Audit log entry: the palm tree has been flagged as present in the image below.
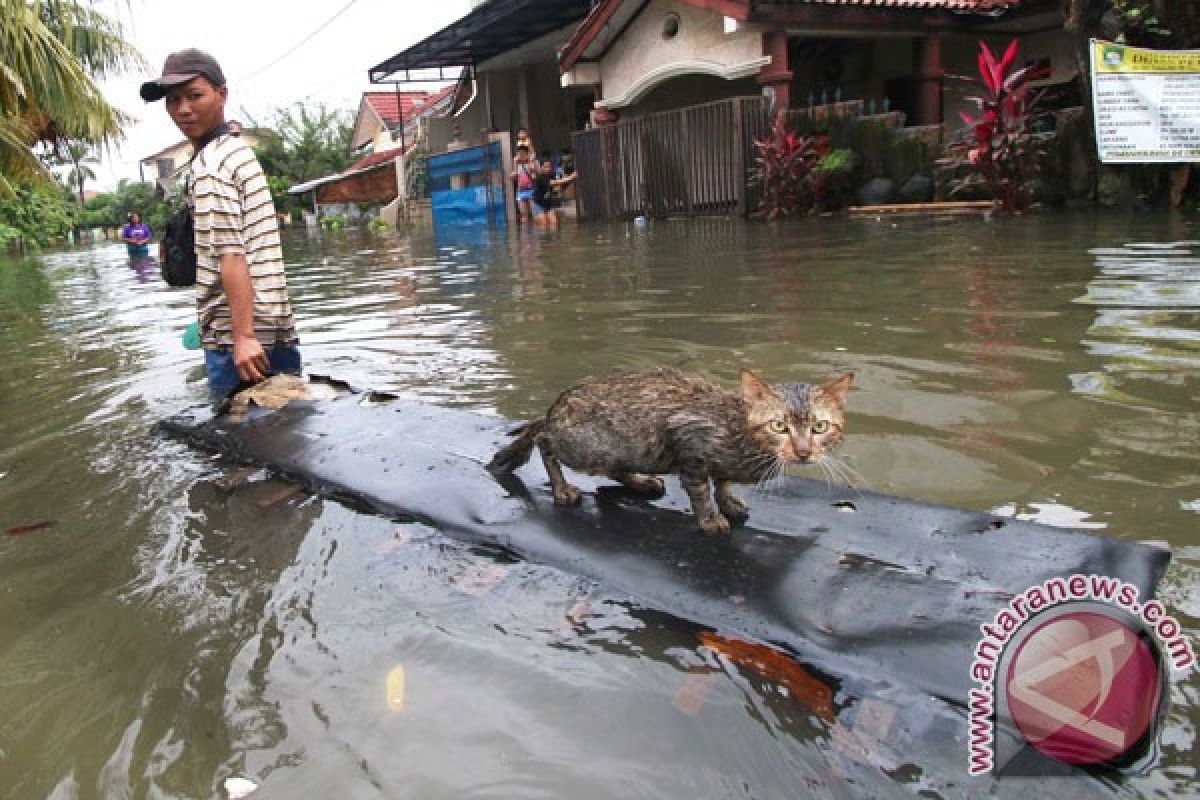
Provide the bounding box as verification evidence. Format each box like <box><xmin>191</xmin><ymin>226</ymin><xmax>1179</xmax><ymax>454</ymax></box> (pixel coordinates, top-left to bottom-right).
<box><xmin>0</xmin><ymin>0</ymin><xmax>143</xmax><ymax>196</ymax></box>
<box><xmin>61</xmin><ymin>140</ymin><xmax>98</xmax><ymax>204</ymax></box>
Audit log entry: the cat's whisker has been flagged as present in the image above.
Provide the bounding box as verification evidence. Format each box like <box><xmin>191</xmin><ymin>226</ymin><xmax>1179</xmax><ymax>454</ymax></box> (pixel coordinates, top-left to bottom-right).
<box><xmin>839</xmin><ymin>459</ymin><xmax>870</xmax><ymax>490</ymax></box>
<box><xmin>816</xmin><ymin>455</ymin><xmax>854</xmax><ymax>494</ymax></box>
<box><xmin>824</xmin><ymin>455</ymin><xmax>867</xmax><ymax>493</ymax></box>
<box><xmin>754</xmin><ymin>457</ymin><xmax>785</xmax><ymax>496</ymax></box>
<box><xmin>815</xmin><ymin>457</ymin><xmax>837</xmax><ymax>491</ymax></box>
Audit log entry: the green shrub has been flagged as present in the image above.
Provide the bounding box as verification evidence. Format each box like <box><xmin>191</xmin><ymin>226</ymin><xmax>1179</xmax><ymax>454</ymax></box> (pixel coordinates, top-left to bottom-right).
<box><xmin>320</xmin><ymin>213</ymin><xmax>348</xmax><ymax>232</ymax></box>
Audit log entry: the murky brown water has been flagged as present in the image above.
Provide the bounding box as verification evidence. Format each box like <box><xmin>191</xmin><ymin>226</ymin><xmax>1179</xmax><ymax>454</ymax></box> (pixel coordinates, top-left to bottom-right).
<box><xmin>0</xmin><ymin>213</ymin><xmax>1196</xmax><ymax>799</ymax></box>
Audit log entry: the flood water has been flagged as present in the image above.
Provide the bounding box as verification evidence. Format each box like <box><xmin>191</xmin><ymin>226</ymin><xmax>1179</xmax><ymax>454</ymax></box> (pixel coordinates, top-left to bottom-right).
<box><xmin>0</xmin><ymin>213</ymin><xmax>1197</xmax><ymax>799</ymax></box>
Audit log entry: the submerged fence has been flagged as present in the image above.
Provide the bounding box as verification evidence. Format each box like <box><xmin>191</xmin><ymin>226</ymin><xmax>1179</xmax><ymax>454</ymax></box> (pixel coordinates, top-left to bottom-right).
<box><xmin>572</xmin><ymin>96</ymin><xmax>769</xmax><ymax>221</ymax></box>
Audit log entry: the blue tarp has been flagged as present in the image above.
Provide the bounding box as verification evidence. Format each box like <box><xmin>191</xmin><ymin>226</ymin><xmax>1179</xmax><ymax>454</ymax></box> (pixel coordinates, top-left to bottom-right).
<box><xmin>428</xmin><ymin>142</ymin><xmax>507</xmax><ymax>228</ymax></box>
<box><xmin>431</xmin><ymin>187</ymin><xmax>500</xmax><ymax>226</ymax></box>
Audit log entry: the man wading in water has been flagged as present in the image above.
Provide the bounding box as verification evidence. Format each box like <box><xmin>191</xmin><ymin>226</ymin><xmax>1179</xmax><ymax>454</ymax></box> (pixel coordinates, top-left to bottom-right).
<box><xmin>141</xmin><ymin>49</ymin><xmax>302</xmax><ymax>398</ymax></box>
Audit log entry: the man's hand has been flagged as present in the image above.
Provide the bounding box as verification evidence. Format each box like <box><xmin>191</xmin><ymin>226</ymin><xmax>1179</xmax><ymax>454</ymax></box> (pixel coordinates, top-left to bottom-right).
<box><xmin>219</xmin><ymin>252</ymin><xmax>268</xmax><ymax>384</ymax></box>
<box><xmin>233</xmin><ymin>334</ymin><xmax>269</xmax><ymax>384</ymax></box>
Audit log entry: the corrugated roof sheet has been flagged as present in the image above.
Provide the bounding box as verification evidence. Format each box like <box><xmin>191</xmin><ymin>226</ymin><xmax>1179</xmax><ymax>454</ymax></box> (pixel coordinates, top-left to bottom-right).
<box><xmin>369</xmin><ymin>0</ymin><xmax>594</xmax><ymax>81</ymax></box>
<box><xmin>347</xmin><ymin>147</ymin><xmax>404</xmax><ymax>172</ymax></box>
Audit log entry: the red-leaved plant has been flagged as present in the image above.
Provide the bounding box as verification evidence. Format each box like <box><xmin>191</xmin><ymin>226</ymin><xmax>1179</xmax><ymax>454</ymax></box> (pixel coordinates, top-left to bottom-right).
<box><xmin>750</xmin><ymin>112</ymin><xmax>816</xmax><ymax>219</ymax></box>
<box><xmin>947</xmin><ymin>39</ymin><xmax>1052</xmax><ymax>213</ymax></box>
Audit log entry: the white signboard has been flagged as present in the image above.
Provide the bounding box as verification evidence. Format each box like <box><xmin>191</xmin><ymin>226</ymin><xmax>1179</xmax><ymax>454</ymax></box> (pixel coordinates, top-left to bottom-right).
<box><xmin>1090</xmin><ymin>39</ymin><xmax>1200</xmax><ymax>163</ymax></box>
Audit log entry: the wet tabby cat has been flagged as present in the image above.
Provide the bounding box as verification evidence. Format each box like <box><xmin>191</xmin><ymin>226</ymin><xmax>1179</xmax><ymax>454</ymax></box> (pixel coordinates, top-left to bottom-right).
<box><xmin>487</xmin><ymin>367</ymin><xmax>853</xmax><ymax>534</ymax></box>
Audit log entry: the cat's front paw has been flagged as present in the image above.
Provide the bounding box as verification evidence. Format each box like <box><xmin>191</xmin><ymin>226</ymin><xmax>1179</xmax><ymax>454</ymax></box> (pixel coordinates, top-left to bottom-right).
<box><xmin>716</xmin><ymin>494</ymin><xmax>749</xmax><ymax>521</ymax></box>
<box><xmin>553</xmin><ymin>484</ymin><xmax>583</xmax><ymax>506</ymax></box>
<box><xmin>697</xmin><ymin>512</ymin><xmax>731</xmax><ymax>535</ymax></box>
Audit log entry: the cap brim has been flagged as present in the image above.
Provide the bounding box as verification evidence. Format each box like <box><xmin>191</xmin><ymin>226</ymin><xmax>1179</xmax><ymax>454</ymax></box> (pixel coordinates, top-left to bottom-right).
<box><xmin>139</xmin><ymin>72</ymin><xmax>201</xmax><ymax>102</ymax></box>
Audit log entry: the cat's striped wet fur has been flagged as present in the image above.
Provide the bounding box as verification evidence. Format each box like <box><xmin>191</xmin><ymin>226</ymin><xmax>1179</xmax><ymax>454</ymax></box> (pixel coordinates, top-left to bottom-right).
<box><xmin>488</xmin><ymin>367</ymin><xmax>853</xmax><ymax>534</ymax></box>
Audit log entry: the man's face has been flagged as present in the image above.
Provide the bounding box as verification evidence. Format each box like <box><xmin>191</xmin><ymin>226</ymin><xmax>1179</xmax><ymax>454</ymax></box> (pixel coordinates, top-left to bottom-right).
<box><xmin>165</xmin><ymin>76</ymin><xmax>227</xmax><ymax>142</ymax></box>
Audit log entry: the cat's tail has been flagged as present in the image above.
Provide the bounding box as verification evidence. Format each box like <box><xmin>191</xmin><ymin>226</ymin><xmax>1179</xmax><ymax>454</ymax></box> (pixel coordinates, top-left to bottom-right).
<box><xmin>486</xmin><ymin>419</ymin><xmax>545</xmax><ymax>474</ymax></box>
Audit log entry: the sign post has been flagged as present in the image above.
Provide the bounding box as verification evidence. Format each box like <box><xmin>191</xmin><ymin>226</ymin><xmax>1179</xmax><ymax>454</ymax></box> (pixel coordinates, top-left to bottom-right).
<box><xmin>1090</xmin><ymin>39</ymin><xmax>1200</xmax><ymax>163</ymax></box>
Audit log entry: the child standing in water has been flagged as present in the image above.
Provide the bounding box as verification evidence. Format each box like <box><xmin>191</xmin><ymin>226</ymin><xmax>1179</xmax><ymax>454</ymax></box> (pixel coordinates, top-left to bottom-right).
<box><xmin>512</xmin><ymin>145</ymin><xmax>538</xmax><ymax>222</ymax></box>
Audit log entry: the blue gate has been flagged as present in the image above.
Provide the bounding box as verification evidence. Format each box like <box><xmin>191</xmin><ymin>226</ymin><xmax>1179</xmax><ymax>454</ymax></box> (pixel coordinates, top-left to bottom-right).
<box><xmin>427</xmin><ymin>142</ymin><xmax>508</xmax><ymax>227</ymax></box>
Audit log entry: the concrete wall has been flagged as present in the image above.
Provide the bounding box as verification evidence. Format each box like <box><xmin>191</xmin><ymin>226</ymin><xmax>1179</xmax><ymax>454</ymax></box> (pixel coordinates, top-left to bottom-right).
<box><xmin>622</xmin><ymin>73</ymin><xmax>758</xmax><ymax>118</ymax></box>
<box><xmin>427</xmin><ymin>64</ymin><xmax>590</xmax><ymax>158</ymax></box>
<box><xmin>598</xmin><ymin>0</ymin><xmax>764</xmax><ymax>110</ymax></box>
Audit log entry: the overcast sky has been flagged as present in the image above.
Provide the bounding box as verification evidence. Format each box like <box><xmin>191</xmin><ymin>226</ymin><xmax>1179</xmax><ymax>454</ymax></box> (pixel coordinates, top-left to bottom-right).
<box><xmin>94</xmin><ymin>0</ymin><xmax>471</xmax><ymax>189</ymax></box>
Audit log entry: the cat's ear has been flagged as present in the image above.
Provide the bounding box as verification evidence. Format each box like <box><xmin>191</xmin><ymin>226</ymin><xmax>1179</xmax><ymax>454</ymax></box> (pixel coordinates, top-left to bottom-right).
<box><xmin>740</xmin><ymin>369</ymin><xmax>775</xmax><ymax>405</ymax></box>
<box><xmin>820</xmin><ymin>373</ymin><xmax>854</xmax><ymax>409</ymax></box>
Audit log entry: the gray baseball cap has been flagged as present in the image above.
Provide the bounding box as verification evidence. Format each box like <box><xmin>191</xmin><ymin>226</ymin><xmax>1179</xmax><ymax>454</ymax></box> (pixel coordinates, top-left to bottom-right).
<box><xmin>140</xmin><ymin>49</ymin><xmax>226</xmax><ymax>102</ymax></box>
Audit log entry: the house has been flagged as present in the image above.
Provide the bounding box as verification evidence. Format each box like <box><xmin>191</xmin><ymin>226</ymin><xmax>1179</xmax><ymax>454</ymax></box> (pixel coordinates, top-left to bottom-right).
<box><xmin>368</xmin><ymin>0</ymin><xmax>597</xmax><ymax>161</ymax></box>
<box><xmin>557</xmin><ymin>0</ymin><xmax>1081</xmax><ymax>219</ymax></box>
<box><xmin>288</xmin><ymin>87</ymin><xmax>457</xmax><ymax>223</ymax></box>
<box><xmin>352</xmin><ymin>90</ymin><xmax>454</xmax><ymax>155</ymax></box>
<box><xmin>558</xmin><ymin>0</ymin><xmax>1077</xmax><ymax>131</ymax></box>
<box><xmin>139</xmin><ymin>121</ymin><xmax>262</xmax><ymax>191</ymax></box>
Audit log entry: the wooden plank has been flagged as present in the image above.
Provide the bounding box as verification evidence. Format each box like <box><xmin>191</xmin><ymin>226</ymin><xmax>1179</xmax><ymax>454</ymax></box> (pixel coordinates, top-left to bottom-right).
<box><xmin>847</xmin><ymin>200</ymin><xmax>994</xmax><ymax>216</ymax></box>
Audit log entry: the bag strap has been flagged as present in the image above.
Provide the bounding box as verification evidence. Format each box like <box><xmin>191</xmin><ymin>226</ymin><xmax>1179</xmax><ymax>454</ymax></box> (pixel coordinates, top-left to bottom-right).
<box><xmin>189</xmin><ymin>122</ymin><xmax>231</xmax><ymax>164</ymax></box>
<box><xmin>179</xmin><ymin>122</ymin><xmax>231</xmax><ymax>206</ymax></box>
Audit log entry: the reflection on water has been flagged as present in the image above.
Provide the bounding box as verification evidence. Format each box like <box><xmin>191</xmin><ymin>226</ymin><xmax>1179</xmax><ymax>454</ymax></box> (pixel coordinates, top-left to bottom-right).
<box><xmin>0</xmin><ymin>213</ymin><xmax>1197</xmax><ymax>798</ymax></box>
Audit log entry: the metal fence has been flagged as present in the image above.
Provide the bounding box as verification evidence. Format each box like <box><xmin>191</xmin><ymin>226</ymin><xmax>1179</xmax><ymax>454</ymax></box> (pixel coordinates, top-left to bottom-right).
<box><xmin>572</xmin><ymin>96</ymin><xmax>769</xmax><ymax>221</ymax></box>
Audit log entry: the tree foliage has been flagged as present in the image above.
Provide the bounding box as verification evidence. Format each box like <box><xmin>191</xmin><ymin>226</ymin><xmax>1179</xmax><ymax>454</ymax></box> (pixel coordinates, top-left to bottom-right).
<box><xmin>1102</xmin><ymin>1</ymin><xmax>1200</xmax><ymax>47</ymax></box>
<box><xmin>0</xmin><ymin>178</ymin><xmax>77</xmax><ymax>247</ymax></box>
<box><xmin>248</xmin><ymin>103</ymin><xmax>355</xmax><ymax>217</ymax></box>
<box><xmin>0</xmin><ymin>0</ymin><xmax>143</xmax><ymax>196</ymax></box>
<box><xmin>78</xmin><ymin>179</ymin><xmax>170</xmax><ymax>232</ymax></box>
<box><xmin>48</xmin><ymin>139</ymin><xmax>99</xmax><ymax>205</ymax></box>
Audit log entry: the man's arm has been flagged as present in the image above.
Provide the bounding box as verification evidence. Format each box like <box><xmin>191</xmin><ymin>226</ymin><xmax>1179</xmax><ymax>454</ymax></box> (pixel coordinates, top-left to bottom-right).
<box><xmin>194</xmin><ymin>148</ymin><xmax>271</xmax><ymax>385</ymax></box>
<box><xmin>219</xmin><ymin>252</ymin><xmax>269</xmax><ymax>383</ymax></box>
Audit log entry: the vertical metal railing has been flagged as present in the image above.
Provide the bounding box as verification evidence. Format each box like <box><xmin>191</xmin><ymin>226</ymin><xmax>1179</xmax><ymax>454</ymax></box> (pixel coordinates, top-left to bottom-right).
<box><xmin>571</xmin><ymin>96</ymin><xmax>768</xmax><ymax>221</ymax></box>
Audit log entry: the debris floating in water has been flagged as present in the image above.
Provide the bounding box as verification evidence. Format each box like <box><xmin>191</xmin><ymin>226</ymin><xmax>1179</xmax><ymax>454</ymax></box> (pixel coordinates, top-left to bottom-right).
<box><xmin>699</xmin><ymin>632</ymin><xmax>835</xmax><ymax>722</ymax></box>
<box><xmin>224</xmin><ymin>776</ymin><xmax>258</xmax><ymax>798</ymax></box>
<box><xmin>386</xmin><ymin>665</ymin><xmax>407</xmax><ymax>712</ymax></box>
<box><xmin>2</xmin><ymin>520</ymin><xmax>56</xmax><ymax>537</ymax></box>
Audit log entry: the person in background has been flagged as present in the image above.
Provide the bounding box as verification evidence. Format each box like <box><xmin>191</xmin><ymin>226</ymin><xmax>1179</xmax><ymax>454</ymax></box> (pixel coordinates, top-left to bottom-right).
<box><xmin>532</xmin><ymin>158</ymin><xmax>577</xmax><ymax>228</ymax></box>
<box><xmin>512</xmin><ymin>145</ymin><xmax>538</xmax><ymax>222</ymax></box>
<box><xmin>515</xmin><ymin>127</ymin><xmax>536</xmax><ymax>160</ymax></box>
<box><xmin>120</xmin><ymin>211</ymin><xmax>152</xmax><ymax>252</ymax></box>
<box><xmin>140</xmin><ymin>48</ymin><xmax>302</xmax><ymax>398</ymax></box>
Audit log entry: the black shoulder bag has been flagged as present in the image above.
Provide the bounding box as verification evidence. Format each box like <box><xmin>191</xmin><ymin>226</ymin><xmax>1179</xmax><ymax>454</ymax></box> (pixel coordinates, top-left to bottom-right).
<box><xmin>159</xmin><ymin>204</ymin><xmax>196</xmax><ymax>287</ymax></box>
<box><xmin>159</xmin><ymin>122</ymin><xmax>230</xmax><ymax>288</ymax></box>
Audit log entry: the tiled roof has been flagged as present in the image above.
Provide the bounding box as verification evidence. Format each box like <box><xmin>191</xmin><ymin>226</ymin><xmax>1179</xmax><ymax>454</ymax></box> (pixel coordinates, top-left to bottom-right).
<box><xmin>561</xmin><ymin>0</ymin><xmax>1027</xmax><ymax>72</ymax></box>
<box><xmin>363</xmin><ymin>91</ymin><xmax>434</xmax><ymax>126</ymax></box>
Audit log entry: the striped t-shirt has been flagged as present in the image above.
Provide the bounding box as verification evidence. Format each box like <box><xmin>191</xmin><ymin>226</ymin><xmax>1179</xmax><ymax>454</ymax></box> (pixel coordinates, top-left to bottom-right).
<box><xmin>190</xmin><ymin>133</ymin><xmax>298</xmax><ymax>349</ymax></box>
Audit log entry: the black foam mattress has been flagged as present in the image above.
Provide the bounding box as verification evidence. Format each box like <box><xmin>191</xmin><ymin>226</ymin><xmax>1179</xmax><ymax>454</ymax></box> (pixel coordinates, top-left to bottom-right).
<box><xmin>160</xmin><ymin>385</ymin><xmax>1172</xmax><ymax>795</ymax></box>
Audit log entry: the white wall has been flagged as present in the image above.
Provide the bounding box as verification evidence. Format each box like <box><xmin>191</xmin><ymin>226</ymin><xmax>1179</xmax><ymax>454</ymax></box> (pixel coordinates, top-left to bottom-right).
<box><xmin>598</xmin><ymin>0</ymin><xmax>764</xmax><ymax>109</ymax></box>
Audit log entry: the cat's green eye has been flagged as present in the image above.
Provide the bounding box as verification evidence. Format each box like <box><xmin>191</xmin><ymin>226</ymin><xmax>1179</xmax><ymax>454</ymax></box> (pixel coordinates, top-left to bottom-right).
<box><xmin>769</xmin><ymin>419</ymin><xmax>788</xmax><ymax>434</ymax></box>
<box><xmin>812</xmin><ymin>420</ymin><xmax>830</xmax><ymax>434</ymax></box>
